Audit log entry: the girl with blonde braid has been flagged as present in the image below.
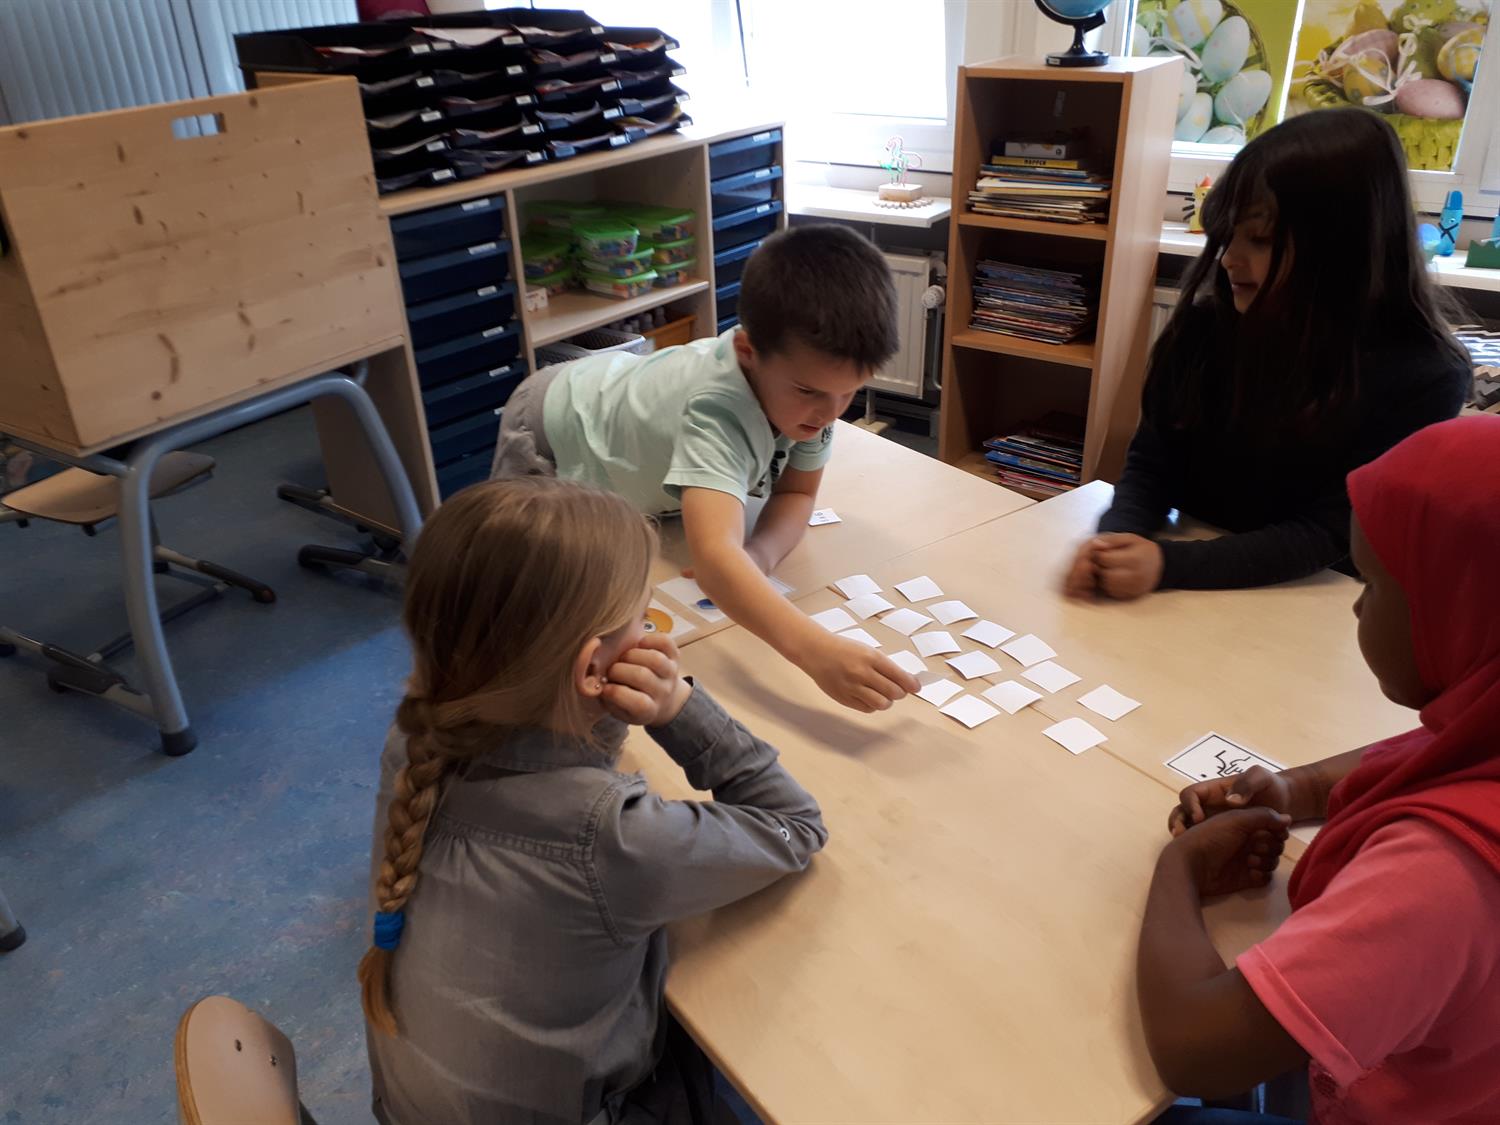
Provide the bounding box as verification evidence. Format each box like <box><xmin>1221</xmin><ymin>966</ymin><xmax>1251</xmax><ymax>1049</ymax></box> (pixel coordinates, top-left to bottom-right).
<box><xmin>358</xmin><ymin>477</ymin><xmax>827</xmax><ymax>1125</ymax></box>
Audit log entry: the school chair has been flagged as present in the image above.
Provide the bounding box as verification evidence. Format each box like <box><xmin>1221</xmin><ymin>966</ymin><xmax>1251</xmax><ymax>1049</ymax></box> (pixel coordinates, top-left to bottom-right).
<box><xmin>175</xmin><ymin>996</ymin><xmax>316</xmax><ymax>1125</ymax></box>
<box><xmin>0</xmin><ymin>451</ymin><xmax>274</xmax><ymax>746</ymax></box>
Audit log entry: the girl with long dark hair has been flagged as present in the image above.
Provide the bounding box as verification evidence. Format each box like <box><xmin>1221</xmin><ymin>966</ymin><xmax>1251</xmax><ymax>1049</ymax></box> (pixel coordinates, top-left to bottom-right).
<box><xmin>1065</xmin><ymin>108</ymin><xmax>1470</xmax><ymax>600</ymax></box>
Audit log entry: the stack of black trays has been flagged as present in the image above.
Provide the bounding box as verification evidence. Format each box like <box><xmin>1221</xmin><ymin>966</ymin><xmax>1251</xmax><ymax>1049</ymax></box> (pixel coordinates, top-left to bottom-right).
<box><xmin>234</xmin><ymin>9</ymin><xmax>691</xmax><ymax>195</ymax></box>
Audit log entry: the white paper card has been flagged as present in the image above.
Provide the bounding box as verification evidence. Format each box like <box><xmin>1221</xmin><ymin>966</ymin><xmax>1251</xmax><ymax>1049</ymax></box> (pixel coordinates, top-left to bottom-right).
<box><xmin>916</xmin><ymin>678</ymin><xmax>963</xmax><ymax>707</ymax></box>
<box><xmin>963</xmin><ymin>619</ymin><xmax>1016</xmax><ymax>648</ymax></box>
<box><xmin>888</xmin><ymin>650</ymin><xmax>928</xmax><ymax>676</ymax></box>
<box><xmin>927</xmin><ymin>599</ymin><xmax>979</xmax><ymax>626</ymax></box>
<box><xmin>880</xmin><ymin>608</ymin><xmax>934</xmax><ymax>636</ymax></box>
<box><xmin>1077</xmin><ymin>685</ymin><xmax>1141</xmax><ymax>721</ymax></box>
<box><xmin>941</xmin><ymin>695</ymin><xmax>1001</xmax><ymax>729</ymax></box>
<box><xmin>646</xmin><ymin>599</ymin><xmax>699</xmax><ymax>641</ymax></box>
<box><xmin>913</xmin><ymin>631</ymin><xmax>962</xmax><ymax>658</ymax></box>
<box><xmin>946</xmin><ymin>650</ymin><xmax>1002</xmax><ymax>680</ymax></box>
<box><xmin>1000</xmin><ymin>633</ymin><xmax>1057</xmax><ymax>667</ymax></box>
<box><xmin>982</xmin><ymin>680</ymin><xmax>1042</xmax><ymax>714</ymax></box>
<box><xmin>768</xmin><ymin>576</ymin><xmax>794</xmax><ymax>596</ymax></box>
<box><xmin>809</xmin><ymin>508</ymin><xmax>842</xmax><ymax>526</ymax></box>
<box><xmin>895</xmin><ymin>575</ymin><xmax>944</xmax><ymax>602</ymax></box>
<box><xmin>811</xmin><ymin>607</ymin><xmax>857</xmax><ymax>633</ymax></box>
<box><xmin>1165</xmin><ymin>733</ymin><xmax>1286</xmax><ymax>784</ymax></box>
<box><xmin>657</xmin><ymin>576</ymin><xmax>726</xmax><ymax>623</ymax></box>
<box><xmin>838</xmin><ymin>627</ymin><xmax>881</xmax><ymax>649</ymax></box>
<box><xmin>844</xmin><ymin>592</ymin><xmax>896</xmax><ymax>620</ymax></box>
<box><xmin>1021</xmin><ymin>660</ymin><xmax>1081</xmax><ymax>693</ymax></box>
<box><xmin>1043</xmin><ymin>717</ymin><xmax>1108</xmax><ymax>755</ymax></box>
<box><xmin>834</xmin><ymin>574</ymin><xmax>881</xmax><ymax>599</ymax></box>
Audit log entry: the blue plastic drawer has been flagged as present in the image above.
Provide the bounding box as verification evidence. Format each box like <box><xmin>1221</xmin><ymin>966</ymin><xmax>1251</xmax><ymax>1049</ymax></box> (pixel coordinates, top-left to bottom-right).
<box><xmin>711</xmin><ymin>201</ymin><xmax>781</xmax><ymax>251</ymax></box>
<box><xmin>708</xmin><ymin>129</ymin><xmax>781</xmax><ymax>179</ymax></box>
<box><xmin>406</xmin><ymin>283</ymin><xmax>516</xmax><ymax>349</ymax></box>
<box><xmin>390</xmin><ymin>195</ymin><xmax>507</xmax><ymax>259</ymax></box>
<box><xmin>415</xmin><ymin>322</ymin><xmax>522</xmax><ymax>387</ymax></box>
<box><xmin>399</xmin><ymin>239</ymin><xmax>511</xmax><ymax>305</ymax></box>
<box><xmin>421</xmin><ymin>361</ymin><xmax>525</xmax><ymax>428</ymax></box>
<box><xmin>715</xmin><ymin>280</ymin><xmax>740</xmax><ymax>326</ymax></box>
<box><xmin>435</xmin><ymin>446</ymin><xmax>497</xmax><ymax>498</ymax></box>
<box><xmin>712</xmin><ymin>237</ymin><xmax>761</xmax><ymax>288</ymax></box>
<box><xmin>710</xmin><ymin>165</ymin><xmax>781</xmax><ymax>216</ymax></box>
<box><xmin>429</xmin><ymin>407</ymin><xmax>502</xmax><ymax>466</ymax></box>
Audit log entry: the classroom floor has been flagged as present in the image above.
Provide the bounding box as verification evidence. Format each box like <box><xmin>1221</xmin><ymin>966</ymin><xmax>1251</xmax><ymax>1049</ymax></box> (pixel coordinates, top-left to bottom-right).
<box><xmin>1</xmin><ymin>406</ymin><xmax>930</xmax><ymax>1124</ymax></box>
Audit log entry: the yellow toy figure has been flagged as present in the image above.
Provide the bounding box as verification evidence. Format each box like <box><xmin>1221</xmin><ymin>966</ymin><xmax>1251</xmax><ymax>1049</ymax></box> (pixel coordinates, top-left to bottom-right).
<box><xmin>1186</xmin><ymin>175</ymin><xmax>1213</xmax><ymax>233</ymax></box>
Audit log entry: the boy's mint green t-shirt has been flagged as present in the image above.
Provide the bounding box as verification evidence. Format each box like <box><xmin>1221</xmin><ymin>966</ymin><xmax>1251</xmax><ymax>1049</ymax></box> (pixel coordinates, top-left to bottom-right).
<box><xmin>541</xmin><ymin>328</ymin><xmax>835</xmax><ymax>515</ymax></box>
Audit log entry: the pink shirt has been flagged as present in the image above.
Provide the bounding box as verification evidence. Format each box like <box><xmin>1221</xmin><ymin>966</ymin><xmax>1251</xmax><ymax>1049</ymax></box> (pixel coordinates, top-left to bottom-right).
<box><xmin>1238</xmin><ymin>818</ymin><xmax>1500</xmax><ymax>1124</ymax></box>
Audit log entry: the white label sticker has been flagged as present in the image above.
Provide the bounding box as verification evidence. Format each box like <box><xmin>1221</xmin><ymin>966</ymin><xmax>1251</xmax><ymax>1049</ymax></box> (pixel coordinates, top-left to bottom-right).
<box><xmin>482</xmin><ymin>325</ymin><xmax>505</xmax><ymax>337</ymax></box>
<box><xmin>477</xmin><ymin>284</ymin><xmax>498</xmax><ymax>296</ymax></box>
<box><xmin>420</xmin><ymin>110</ymin><xmax>442</xmax><ymax>123</ymax></box>
<box><xmin>468</xmin><ymin>241</ymin><xmax>498</xmax><ymax>255</ymax></box>
<box><xmin>460</xmin><ymin>198</ymin><xmax>493</xmax><ymax>212</ymax></box>
<box><xmin>416</xmin><ymin>76</ymin><xmax>435</xmax><ymax>88</ymax></box>
<box><xmin>752</xmin><ymin>131</ymin><xmax>772</xmax><ymax>142</ymax></box>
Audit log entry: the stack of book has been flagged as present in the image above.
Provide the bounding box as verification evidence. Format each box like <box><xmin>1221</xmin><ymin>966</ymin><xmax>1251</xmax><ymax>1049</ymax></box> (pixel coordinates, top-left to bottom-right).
<box><xmin>970</xmin><ymin>260</ymin><xmax>1094</xmax><ymax>345</ymax></box>
<box><xmin>967</xmin><ymin>141</ymin><xmax>1111</xmax><ymax>225</ymax></box>
<box><xmin>982</xmin><ymin>423</ymin><xmax>1084</xmax><ymax>497</ymax></box>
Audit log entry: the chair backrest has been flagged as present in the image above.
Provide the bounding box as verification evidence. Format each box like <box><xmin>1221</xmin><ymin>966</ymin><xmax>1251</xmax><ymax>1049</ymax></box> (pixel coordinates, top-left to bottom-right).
<box><xmin>175</xmin><ymin>996</ymin><xmax>303</xmax><ymax>1125</ymax></box>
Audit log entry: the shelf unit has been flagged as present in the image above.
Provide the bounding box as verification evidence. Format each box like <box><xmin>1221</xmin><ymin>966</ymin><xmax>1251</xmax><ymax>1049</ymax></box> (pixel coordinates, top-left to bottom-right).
<box><xmin>939</xmin><ymin>56</ymin><xmax>1180</xmax><ymax>498</ymax></box>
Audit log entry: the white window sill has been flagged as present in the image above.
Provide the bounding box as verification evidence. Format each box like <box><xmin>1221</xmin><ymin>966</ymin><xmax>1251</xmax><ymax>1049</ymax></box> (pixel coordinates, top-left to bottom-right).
<box><xmin>1158</xmin><ymin>222</ymin><xmax>1500</xmax><ymax>295</ymax></box>
<box><xmin>786</xmin><ymin>184</ymin><xmax>952</xmax><ymax>229</ymax></box>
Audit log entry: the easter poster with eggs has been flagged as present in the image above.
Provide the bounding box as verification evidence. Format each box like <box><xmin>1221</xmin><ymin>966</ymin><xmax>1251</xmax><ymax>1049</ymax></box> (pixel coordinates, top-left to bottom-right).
<box><xmin>1289</xmin><ymin>0</ymin><xmax>1490</xmax><ymax>170</ymax></box>
<box><xmin>1132</xmin><ymin>0</ymin><xmax>1304</xmax><ymax>146</ymax></box>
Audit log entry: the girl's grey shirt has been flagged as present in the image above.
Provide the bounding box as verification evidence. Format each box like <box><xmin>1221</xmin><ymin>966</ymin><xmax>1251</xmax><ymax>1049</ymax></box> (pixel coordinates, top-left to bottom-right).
<box><xmin>366</xmin><ymin>685</ymin><xmax>827</xmax><ymax>1125</ymax></box>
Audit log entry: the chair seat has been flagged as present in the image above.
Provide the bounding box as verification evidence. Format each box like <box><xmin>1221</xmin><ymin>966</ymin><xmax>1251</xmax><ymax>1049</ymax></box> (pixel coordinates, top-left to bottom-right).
<box><xmin>0</xmin><ymin>452</ymin><xmax>214</xmax><ymax>525</ymax></box>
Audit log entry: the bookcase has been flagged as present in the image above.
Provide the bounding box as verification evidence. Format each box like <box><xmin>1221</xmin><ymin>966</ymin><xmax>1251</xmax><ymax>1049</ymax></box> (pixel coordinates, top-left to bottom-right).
<box><xmin>938</xmin><ymin>56</ymin><xmax>1180</xmax><ymax>498</ymax></box>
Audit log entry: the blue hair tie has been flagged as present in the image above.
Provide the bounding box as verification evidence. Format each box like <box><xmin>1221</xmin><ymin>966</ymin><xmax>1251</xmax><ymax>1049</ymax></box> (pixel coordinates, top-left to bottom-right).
<box><xmin>373</xmin><ymin>910</ymin><xmax>406</xmax><ymax>950</ymax></box>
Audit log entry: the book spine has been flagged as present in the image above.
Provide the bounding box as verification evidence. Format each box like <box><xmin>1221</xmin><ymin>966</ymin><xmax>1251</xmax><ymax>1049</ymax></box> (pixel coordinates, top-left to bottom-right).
<box><xmin>987</xmin><ymin>155</ymin><xmax>1082</xmax><ymax>169</ymax></box>
<box><xmin>1002</xmin><ymin>141</ymin><xmax>1071</xmax><ymax>159</ymax></box>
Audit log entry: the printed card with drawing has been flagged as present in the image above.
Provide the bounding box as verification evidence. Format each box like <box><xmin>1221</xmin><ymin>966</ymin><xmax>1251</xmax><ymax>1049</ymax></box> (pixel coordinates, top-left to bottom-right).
<box><xmin>644</xmin><ymin>600</ymin><xmax>698</xmax><ymax>642</ymax></box>
<box><xmin>809</xmin><ymin>508</ymin><xmax>842</xmax><ymax>526</ymax></box>
<box><xmin>658</xmin><ymin>574</ymin><xmax>791</xmax><ymax>624</ymax></box>
<box><xmin>1166</xmin><ymin>734</ymin><xmax>1286</xmax><ymax>783</ymax></box>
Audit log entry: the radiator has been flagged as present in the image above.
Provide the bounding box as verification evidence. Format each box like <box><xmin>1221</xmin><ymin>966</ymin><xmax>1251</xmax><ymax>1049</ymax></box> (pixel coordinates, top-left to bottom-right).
<box><xmin>1150</xmin><ymin>284</ymin><xmax>1181</xmax><ymax>344</ymax></box>
<box><xmin>869</xmin><ymin>251</ymin><xmax>932</xmax><ymax>400</ymax></box>
<box><xmin>0</xmin><ymin>0</ymin><xmax>356</xmax><ymax>125</ymax></box>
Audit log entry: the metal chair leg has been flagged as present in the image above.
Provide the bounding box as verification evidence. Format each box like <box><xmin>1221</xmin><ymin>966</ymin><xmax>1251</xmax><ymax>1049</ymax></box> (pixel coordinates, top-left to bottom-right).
<box><xmin>0</xmin><ymin>884</ymin><xmax>26</xmax><ymax>952</ymax></box>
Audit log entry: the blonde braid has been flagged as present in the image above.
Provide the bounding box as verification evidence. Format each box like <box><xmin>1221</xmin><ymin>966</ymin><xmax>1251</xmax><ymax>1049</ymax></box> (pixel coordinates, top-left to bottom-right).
<box><xmin>358</xmin><ymin>698</ymin><xmax>461</xmax><ymax>1036</ymax></box>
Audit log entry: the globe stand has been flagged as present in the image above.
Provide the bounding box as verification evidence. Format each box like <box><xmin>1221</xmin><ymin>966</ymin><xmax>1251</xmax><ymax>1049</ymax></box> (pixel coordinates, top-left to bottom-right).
<box><xmin>1035</xmin><ymin>0</ymin><xmax>1110</xmax><ymax>68</ymax></box>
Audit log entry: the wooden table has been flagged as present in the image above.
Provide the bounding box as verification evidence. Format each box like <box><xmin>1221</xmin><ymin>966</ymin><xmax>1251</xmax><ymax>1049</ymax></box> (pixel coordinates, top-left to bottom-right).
<box><xmin>617</xmin><ymin>473</ymin><xmax>1408</xmax><ymax>1121</ymax></box>
<box><xmin>649</xmin><ymin>421</ymin><xmax>1034</xmax><ymax>633</ymax></box>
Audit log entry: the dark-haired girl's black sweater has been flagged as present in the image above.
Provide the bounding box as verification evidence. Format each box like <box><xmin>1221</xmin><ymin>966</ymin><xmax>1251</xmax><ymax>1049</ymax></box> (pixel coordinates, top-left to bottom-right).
<box><xmin>1097</xmin><ymin>329</ymin><xmax>1470</xmax><ymax>590</ymax></box>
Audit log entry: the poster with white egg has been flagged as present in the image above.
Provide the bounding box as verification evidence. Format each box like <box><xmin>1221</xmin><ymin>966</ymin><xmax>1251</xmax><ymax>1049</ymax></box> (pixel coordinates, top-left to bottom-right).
<box><xmin>1288</xmin><ymin>0</ymin><xmax>1490</xmax><ymax>170</ymax></box>
<box><xmin>1132</xmin><ymin>0</ymin><xmax>1303</xmax><ymax>146</ymax></box>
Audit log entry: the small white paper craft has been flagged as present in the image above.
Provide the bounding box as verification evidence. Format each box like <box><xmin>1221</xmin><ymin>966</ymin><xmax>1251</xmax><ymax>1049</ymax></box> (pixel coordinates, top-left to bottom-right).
<box><xmin>880</xmin><ymin>607</ymin><xmax>934</xmax><ymax>636</ymax></box>
<box><xmin>838</xmin><ymin>627</ymin><xmax>881</xmax><ymax>649</ymax></box>
<box><xmin>1043</xmin><ymin>717</ymin><xmax>1108</xmax><ymax>755</ymax></box>
<box><xmin>963</xmin><ymin>619</ymin><xmax>1016</xmax><ymax>648</ymax></box>
<box><xmin>888</xmin><ymin>650</ymin><xmax>928</xmax><ymax>676</ymax></box>
<box><xmin>809</xmin><ymin>508</ymin><xmax>842</xmax><ymax>526</ymax></box>
<box><xmin>834</xmin><ymin>574</ymin><xmax>881</xmax><ymax>599</ymax></box>
<box><xmin>1077</xmin><ymin>685</ymin><xmax>1141</xmax><ymax>722</ymax></box>
<box><xmin>1021</xmin><ymin>661</ymin><xmax>1081</xmax><ymax>693</ymax></box>
<box><xmin>946</xmin><ymin>650</ymin><xmax>1002</xmax><ymax>680</ymax></box>
<box><xmin>657</xmin><ymin>576</ymin><xmax>726</xmax><ymax>623</ymax></box>
<box><xmin>811</xmin><ymin>607</ymin><xmax>857</xmax><ymax>633</ymax></box>
<box><xmin>916</xmin><ymin>678</ymin><xmax>963</xmax><ymax>707</ymax></box>
<box><xmin>1000</xmin><ymin>633</ymin><xmax>1057</xmax><ymax>667</ymax></box>
<box><xmin>894</xmin><ymin>575</ymin><xmax>944</xmax><ymax>602</ymax></box>
<box><xmin>982</xmin><ymin>680</ymin><xmax>1042</xmax><ymax>715</ymax></box>
<box><xmin>913</xmin><ymin>630</ymin><xmax>962</xmax><ymax>658</ymax></box>
<box><xmin>844</xmin><ymin>592</ymin><xmax>896</xmax><ymax>620</ymax></box>
<box><xmin>928</xmin><ymin>600</ymin><xmax>978</xmax><ymax>626</ymax></box>
<box><xmin>941</xmin><ymin>695</ymin><xmax>1001</xmax><ymax>729</ymax></box>
<box><xmin>1165</xmin><ymin>733</ymin><xmax>1285</xmax><ymax>784</ymax></box>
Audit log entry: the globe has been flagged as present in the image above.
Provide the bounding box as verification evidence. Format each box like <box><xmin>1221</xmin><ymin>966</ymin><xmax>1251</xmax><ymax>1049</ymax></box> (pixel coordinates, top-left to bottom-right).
<box><xmin>1034</xmin><ymin>0</ymin><xmax>1112</xmax><ymax>68</ymax></box>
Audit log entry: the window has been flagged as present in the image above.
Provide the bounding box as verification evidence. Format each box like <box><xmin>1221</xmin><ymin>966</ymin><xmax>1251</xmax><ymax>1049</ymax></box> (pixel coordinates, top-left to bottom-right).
<box><xmin>738</xmin><ymin>0</ymin><xmax>964</xmax><ymax>171</ymax></box>
<box><xmin>1120</xmin><ymin>0</ymin><xmax>1500</xmax><ymax>212</ymax></box>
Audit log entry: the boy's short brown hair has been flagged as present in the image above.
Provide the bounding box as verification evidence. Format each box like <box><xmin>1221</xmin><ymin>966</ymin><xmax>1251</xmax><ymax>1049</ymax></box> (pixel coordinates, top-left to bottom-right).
<box><xmin>737</xmin><ymin>224</ymin><xmax>899</xmax><ymax>373</ymax></box>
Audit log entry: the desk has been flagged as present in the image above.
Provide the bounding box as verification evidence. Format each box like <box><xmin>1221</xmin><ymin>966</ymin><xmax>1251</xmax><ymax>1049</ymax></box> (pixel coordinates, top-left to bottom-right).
<box><xmin>649</xmin><ymin>421</ymin><xmax>1033</xmax><ymax>635</ymax></box>
<box><xmin>925</xmin><ymin>483</ymin><xmax>1411</xmax><ymax>807</ymax></box>
<box><xmin>625</xmin><ymin>522</ymin><xmax>1289</xmax><ymax>1124</ymax></box>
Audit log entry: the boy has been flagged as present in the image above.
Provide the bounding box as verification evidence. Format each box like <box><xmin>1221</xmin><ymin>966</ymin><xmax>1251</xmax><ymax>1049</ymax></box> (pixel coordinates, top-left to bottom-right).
<box><xmin>492</xmin><ymin>224</ymin><xmax>919</xmax><ymax>713</ymax></box>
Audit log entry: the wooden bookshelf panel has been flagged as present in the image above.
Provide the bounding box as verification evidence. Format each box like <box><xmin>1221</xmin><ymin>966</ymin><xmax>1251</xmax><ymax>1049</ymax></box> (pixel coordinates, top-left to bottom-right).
<box><xmin>939</xmin><ymin>348</ymin><xmax>1089</xmax><ymax>466</ymax></box>
<box><xmin>957</xmin><ymin>225</ymin><xmax>1107</xmax><ymax>363</ymax></box>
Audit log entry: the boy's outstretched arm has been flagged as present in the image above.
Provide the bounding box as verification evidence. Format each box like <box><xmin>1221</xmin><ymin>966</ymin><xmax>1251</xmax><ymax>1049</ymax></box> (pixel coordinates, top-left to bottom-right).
<box><xmin>681</xmin><ymin>486</ymin><xmax>919</xmax><ymax>713</ymax></box>
<box><xmin>743</xmin><ymin>465</ymin><xmax>821</xmax><ymax>573</ymax></box>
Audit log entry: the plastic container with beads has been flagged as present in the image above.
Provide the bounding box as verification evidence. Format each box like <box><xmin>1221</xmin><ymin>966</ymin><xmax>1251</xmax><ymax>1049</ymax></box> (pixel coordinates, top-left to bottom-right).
<box><xmin>653</xmin><ymin>258</ymin><xmax>695</xmax><ymax>288</ymax></box>
<box><xmin>651</xmin><ymin>235</ymin><xmax>695</xmax><ymax>265</ymax></box>
<box><xmin>581</xmin><ymin>267</ymin><xmax>657</xmax><ymax>298</ymax></box>
<box><xmin>527</xmin><ymin>267</ymin><xmax>575</xmax><ymax>296</ymax></box>
<box><xmin>527</xmin><ymin>200</ymin><xmax>607</xmax><ymax>233</ymax></box>
<box><xmin>575</xmin><ymin>219</ymin><xmax>640</xmax><ymax>258</ymax></box>
<box><xmin>632</xmin><ymin>206</ymin><xmax>694</xmax><ymax>242</ymax></box>
<box><xmin>522</xmin><ymin>234</ymin><xmax>573</xmax><ymax>280</ymax></box>
<box><xmin>580</xmin><ymin>246</ymin><xmax>654</xmax><ymax>277</ymax></box>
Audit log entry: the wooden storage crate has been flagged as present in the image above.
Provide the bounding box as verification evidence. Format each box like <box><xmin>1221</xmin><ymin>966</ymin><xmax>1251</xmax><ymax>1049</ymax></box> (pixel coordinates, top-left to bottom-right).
<box><xmin>0</xmin><ymin>78</ymin><xmax>407</xmax><ymax>454</ymax></box>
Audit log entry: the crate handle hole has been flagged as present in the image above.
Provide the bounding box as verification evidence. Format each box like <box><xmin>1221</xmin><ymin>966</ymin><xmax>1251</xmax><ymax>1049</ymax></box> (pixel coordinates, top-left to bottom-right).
<box><xmin>171</xmin><ymin>113</ymin><xmax>226</xmax><ymax>139</ymax></box>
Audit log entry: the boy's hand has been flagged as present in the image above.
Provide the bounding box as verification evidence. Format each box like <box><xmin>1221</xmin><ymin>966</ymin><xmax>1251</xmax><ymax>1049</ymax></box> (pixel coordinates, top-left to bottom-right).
<box><xmin>1167</xmin><ymin>808</ymin><xmax>1291</xmax><ymax>897</ymax></box>
<box><xmin>602</xmin><ymin>633</ymin><xmax>693</xmax><ymax>727</ymax></box>
<box><xmin>1091</xmin><ymin>533</ymin><xmax>1165</xmax><ymax>600</ymax></box>
<box><xmin>1062</xmin><ymin>540</ymin><xmax>1099</xmax><ymax>599</ymax></box>
<box><xmin>1169</xmin><ymin>766</ymin><xmax>1295</xmax><ymax>837</ymax></box>
<box><xmin>801</xmin><ymin>633</ymin><xmax>920</xmax><ymax>713</ymax></box>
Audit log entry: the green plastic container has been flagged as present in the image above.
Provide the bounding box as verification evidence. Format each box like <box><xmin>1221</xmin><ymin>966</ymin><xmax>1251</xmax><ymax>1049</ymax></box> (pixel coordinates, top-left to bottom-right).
<box><xmin>653</xmin><ymin>258</ymin><xmax>696</xmax><ymax>288</ymax></box>
<box><xmin>580</xmin><ymin>267</ymin><xmax>657</xmax><ymax>299</ymax></box>
<box><xmin>574</xmin><ymin>219</ymin><xmax>640</xmax><ymax>258</ymax></box>
<box><xmin>651</xmin><ymin>235</ymin><xmax>696</xmax><ymax>265</ymax></box>
<box><xmin>580</xmin><ymin>246</ymin><xmax>655</xmax><ymax>277</ymax></box>
<box><xmin>527</xmin><ymin>200</ymin><xmax>607</xmax><ymax>232</ymax></box>
<box><xmin>528</xmin><ymin>266</ymin><xmax>575</xmax><ymax>296</ymax></box>
<box><xmin>522</xmin><ymin>234</ymin><xmax>574</xmax><ymax>279</ymax></box>
<box><xmin>633</xmin><ymin>206</ymin><xmax>695</xmax><ymax>241</ymax></box>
